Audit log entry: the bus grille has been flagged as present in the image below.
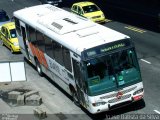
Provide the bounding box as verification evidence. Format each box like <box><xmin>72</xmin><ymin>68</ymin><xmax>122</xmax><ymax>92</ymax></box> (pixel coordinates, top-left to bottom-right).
<box><xmin>100</xmin><ymin>86</ymin><xmax>136</xmax><ymax>99</ymax></box>
<box><xmin>108</xmin><ymin>94</ymin><xmax>131</xmax><ymax>103</ymax></box>
<box><xmin>109</xmin><ymin>101</ymin><xmax>131</xmax><ymax>110</ymax></box>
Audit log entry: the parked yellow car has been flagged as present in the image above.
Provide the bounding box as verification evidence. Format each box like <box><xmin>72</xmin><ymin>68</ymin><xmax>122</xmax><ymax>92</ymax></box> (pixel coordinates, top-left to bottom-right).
<box><xmin>71</xmin><ymin>1</ymin><xmax>106</xmax><ymax>23</ymax></box>
<box><xmin>0</xmin><ymin>22</ymin><xmax>20</xmax><ymax>53</ymax></box>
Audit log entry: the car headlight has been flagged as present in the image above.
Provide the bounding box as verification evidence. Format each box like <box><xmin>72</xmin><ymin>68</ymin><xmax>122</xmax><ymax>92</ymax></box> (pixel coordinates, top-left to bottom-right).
<box><xmin>133</xmin><ymin>88</ymin><xmax>143</xmax><ymax>95</ymax></box>
<box><xmin>92</xmin><ymin>101</ymin><xmax>106</xmax><ymax>107</ymax></box>
<box><xmin>47</xmin><ymin>1</ymin><xmax>53</xmax><ymax>4</ymax></box>
<box><xmin>13</xmin><ymin>42</ymin><xmax>19</xmax><ymax>46</ymax></box>
<box><xmin>87</xmin><ymin>16</ymin><xmax>92</xmax><ymax>20</ymax></box>
<box><xmin>101</xmin><ymin>14</ymin><xmax>105</xmax><ymax>18</ymax></box>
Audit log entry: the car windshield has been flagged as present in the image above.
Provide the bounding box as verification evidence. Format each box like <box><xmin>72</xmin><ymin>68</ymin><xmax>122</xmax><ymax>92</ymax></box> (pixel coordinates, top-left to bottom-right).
<box><xmin>0</xmin><ymin>14</ymin><xmax>9</xmax><ymax>22</ymax></box>
<box><xmin>10</xmin><ymin>29</ymin><xmax>17</xmax><ymax>38</ymax></box>
<box><xmin>82</xmin><ymin>5</ymin><xmax>100</xmax><ymax>13</ymax></box>
<box><xmin>84</xmin><ymin>48</ymin><xmax>141</xmax><ymax>96</ymax></box>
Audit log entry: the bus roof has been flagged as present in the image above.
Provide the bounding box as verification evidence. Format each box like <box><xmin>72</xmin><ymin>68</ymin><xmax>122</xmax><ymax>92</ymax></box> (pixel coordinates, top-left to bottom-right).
<box><xmin>13</xmin><ymin>4</ymin><xmax>130</xmax><ymax>55</ymax></box>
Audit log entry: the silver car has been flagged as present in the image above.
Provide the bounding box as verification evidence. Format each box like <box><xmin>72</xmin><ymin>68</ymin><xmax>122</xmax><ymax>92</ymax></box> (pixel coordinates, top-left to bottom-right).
<box><xmin>39</xmin><ymin>0</ymin><xmax>63</xmax><ymax>7</ymax></box>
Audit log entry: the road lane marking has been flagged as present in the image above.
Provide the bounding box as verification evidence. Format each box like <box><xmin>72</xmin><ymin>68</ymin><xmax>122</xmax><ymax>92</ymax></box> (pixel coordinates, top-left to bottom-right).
<box><xmin>125</xmin><ymin>26</ymin><xmax>146</xmax><ymax>33</ymax></box>
<box><xmin>140</xmin><ymin>59</ymin><xmax>151</xmax><ymax>64</ymax></box>
<box><xmin>154</xmin><ymin>110</ymin><xmax>160</xmax><ymax>114</ymax></box>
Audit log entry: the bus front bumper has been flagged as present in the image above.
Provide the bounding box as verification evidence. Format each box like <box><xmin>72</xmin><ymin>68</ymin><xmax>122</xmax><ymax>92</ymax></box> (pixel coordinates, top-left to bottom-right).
<box><xmin>88</xmin><ymin>93</ymin><xmax>144</xmax><ymax>114</ymax></box>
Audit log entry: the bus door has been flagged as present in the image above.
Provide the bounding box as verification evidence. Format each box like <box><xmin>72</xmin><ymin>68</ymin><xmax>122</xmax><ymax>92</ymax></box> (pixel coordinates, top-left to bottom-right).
<box><xmin>20</xmin><ymin>21</ymin><xmax>30</xmax><ymax>60</ymax></box>
<box><xmin>72</xmin><ymin>58</ymin><xmax>87</xmax><ymax>107</ymax></box>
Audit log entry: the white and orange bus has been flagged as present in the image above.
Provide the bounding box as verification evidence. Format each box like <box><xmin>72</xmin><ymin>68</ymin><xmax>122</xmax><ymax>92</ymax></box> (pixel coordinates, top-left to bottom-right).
<box><xmin>13</xmin><ymin>4</ymin><xmax>144</xmax><ymax>114</ymax></box>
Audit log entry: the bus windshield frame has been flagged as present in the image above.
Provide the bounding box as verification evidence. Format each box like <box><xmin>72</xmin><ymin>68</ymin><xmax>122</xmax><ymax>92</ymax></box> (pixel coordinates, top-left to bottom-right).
<box><xmin>81</xmin><ymin>39</ymin><xmax>142</xmax><ymax>96</ymax></box>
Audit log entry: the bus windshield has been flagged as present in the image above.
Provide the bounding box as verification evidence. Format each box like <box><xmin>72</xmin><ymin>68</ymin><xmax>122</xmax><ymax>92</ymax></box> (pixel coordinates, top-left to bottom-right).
<box><xmin>84</xmin><ymin>48</ymin><xmax>141</xmax><ymax>96</ymax></box>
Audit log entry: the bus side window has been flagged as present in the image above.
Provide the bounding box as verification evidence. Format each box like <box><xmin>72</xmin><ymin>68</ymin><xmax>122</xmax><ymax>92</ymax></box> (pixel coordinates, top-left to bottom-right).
<box><xmin>28</xmin><ymin>26</ymin><xmax>36</xmax><ymax>44</ymax></box>
<box><xmin>62</xmin><ymin>47</ymin><xmax>72</xmax><ymax>72</ymax></box>
<box><xmin>44</xmin><ymin>35</ymin><xmax>54</xmax><ymax>59</ymax></box>
<box><xmin>36</xmin><ymin>30</ymin><xmax>45</xmax><ymax>52</ymax></box>
<box><xmin>53</xmin><ymin>42</ymin><xmax>64</xmax><ymax>66</ymax></box>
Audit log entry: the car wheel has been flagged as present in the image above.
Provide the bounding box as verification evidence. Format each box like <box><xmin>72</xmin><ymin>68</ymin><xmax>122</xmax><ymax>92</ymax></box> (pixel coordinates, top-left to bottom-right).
<box><xmin>36</xmin><ymin>59</ymin><xmax>43</xmax><ymax>76</ymax></box>
<box><xmin>10</xmin><ymin>47</ymin><xmax>14</xmax><ymax>54</ymax></box>
<box><xmin>2</xmin><ymin>41</ymin><xmax>4</xmax><ymax>46</ymax></box>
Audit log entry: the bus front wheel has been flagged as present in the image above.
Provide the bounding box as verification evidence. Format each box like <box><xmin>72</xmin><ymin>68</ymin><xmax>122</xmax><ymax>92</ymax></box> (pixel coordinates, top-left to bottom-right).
<box><xmin>36</xmin><ymin>59</ymin><xmax>43</xmax><ymax>76</ymax></box>
<box><xmin>71</xmin><ymin>89</ymin><xmax>80</xmax><ymax>106</ymax></box>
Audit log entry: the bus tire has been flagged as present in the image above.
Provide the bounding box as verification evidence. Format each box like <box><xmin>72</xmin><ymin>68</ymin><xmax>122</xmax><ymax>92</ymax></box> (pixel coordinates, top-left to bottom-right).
<box><xmin>71</xmin><ymin>89</ymin><xmax>80</xmax><ymax>106</ymax></box>
<box><xmin>136</xmin><ymin>98</ymin><xmax>145</xmax><ymax>107</ymax></box>
<box><xmin>36</xmin><ymin>59</ymin><xmax>43</xmax><ymax>76</ymax></box>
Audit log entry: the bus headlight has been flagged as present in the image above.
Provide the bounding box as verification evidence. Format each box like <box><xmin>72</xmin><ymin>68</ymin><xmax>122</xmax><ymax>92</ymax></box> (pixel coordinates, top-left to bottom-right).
<box><xmin>133</xmin><ymin>88</ymin><xmax>143</xmax><ymax>95</ymax></box>
<box><xmin>92</xmin><ymin>101</ymin><xmax>106</xmax><ymax>107</ymax></box>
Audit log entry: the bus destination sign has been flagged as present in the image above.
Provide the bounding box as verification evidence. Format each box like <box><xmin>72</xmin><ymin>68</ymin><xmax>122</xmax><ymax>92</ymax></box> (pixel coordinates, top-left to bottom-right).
<box><xmin>83</xmin><ymin>39</ymin><xmax>132</xmax><ymax>59</ymax></box>
<box><xmin>100</xmin><ymin>43</ymin><xmax>125</xmax><ymax>53</ymax></box>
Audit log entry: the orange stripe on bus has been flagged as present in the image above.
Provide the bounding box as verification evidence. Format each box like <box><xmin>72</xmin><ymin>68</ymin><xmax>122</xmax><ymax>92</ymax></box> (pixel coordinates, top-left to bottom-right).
<box><xmin>29</xmin><ymin>43</ymin><xmax>48</xmax><ymax>68</ymax></box>
<box><xmin>38</xmin><ymin>49</ymin><xmax>48</xmax><ymax>68</ymax></box>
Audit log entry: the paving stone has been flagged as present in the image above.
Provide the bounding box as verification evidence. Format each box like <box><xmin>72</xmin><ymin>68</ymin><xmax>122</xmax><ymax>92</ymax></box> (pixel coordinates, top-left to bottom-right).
<box><xmin>8</xmin><ymin>91</ymin><xmax>22</xmax><ymax>100</ymax></box>
<box><xmin>17</xmin><ymin>95</ymin><xmax>25</xmax><ymax>105</ymax></box>
<box><xmin>25</xmin><ymin>94</ymin><xmax>42</xmax><ymax>106</ymax></box>
<box><xmin>24</xmin><ymin>90</ymin><xmax>39</xmax><ymax>98</ymax></box>
<box><xmin>33</xmin><ymin>106</ymin><xmax>47</xmax><ymax>119</ymax></box>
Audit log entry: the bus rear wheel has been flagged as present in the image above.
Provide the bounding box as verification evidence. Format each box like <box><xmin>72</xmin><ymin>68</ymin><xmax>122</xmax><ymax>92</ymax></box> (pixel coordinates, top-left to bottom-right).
<box><xmin>36</xmin><ymin>59</ymin><xmax>43</xmax><ymax>76</ymax></box>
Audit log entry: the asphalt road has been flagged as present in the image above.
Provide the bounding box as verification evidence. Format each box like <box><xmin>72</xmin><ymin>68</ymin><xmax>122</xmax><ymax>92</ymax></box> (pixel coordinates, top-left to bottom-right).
<box><xmin>0</xmin><ymin>0</ymin><xmax>160</xmax><ymax>119</ymax></box>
